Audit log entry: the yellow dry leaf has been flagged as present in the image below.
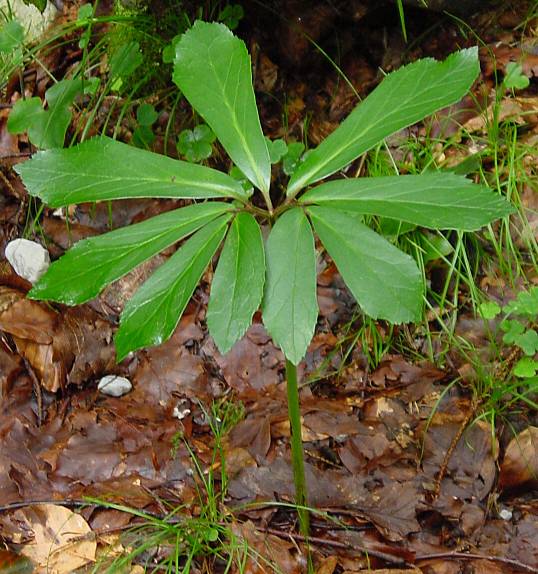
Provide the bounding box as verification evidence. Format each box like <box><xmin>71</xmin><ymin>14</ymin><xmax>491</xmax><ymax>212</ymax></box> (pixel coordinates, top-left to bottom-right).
<box><xmin>19</xmin><ymin>504</ymin><xmax>96</xmax><ymax>574</ymax></box>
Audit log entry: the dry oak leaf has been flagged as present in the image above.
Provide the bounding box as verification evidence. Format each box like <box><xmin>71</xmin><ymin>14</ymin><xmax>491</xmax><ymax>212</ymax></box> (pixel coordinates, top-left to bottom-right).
<box><xmin>19</xmin><ymin>503</ymin><xmax>96</xmax><ymax>574</ymax></box>
<box><xmin>499</xmin><ymin>426</ymin><xmax>538</xmax><ymax>490</ymax></box>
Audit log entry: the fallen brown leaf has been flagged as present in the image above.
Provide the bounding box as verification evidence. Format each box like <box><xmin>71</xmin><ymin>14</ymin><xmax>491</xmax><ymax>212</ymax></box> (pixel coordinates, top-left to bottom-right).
<box><xmin>499</xmin><ymin>426</ymin><xmax>538</xmax><ymax>490</ymax></box>
<box><xmin>0</xmin><ymin>287</ymin><xmax>115</xmax><ymax>392</ymax></box>
<box><xmin>231</xmin><ymin>520</ymin><xmax>304</xmax><ymax>574</ymax></box>
<box><xmin>316</xmin><ymin>555</ymin><xmax>338</xmax><ymax>574</ymax></box>
<box><xmin>18</xmin><ymin>504</ymin><xmax>96</xmax><ymax>574</ymax></box>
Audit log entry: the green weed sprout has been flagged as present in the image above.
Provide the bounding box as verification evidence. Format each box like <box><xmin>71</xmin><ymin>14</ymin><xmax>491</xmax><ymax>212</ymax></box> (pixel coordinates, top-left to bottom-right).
<box><xmin>480</xmin><ymin>286</ymin><xmax>538</xmax><ymax>378</ymax></box>
<box><xmin>15</xmin><ymin>21</ymin><xmax>514</xmax><ymax>536</ymax></box>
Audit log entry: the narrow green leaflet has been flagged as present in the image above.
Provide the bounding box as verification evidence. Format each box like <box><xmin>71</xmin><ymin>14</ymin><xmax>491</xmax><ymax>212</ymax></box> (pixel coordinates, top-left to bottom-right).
<box><xmin>110</xmin><ymin>42</ymin><xmax>143</xmax><ymax>80</ymax></box>
<box><xmin>115</xmin><ymin>215</ymin><xmax>231</xmax><ymax>361</ymax></box>
<box><xmin>207</xmin><ymin>212</ymin><xmax>265</xmax><ymax>354</ymax></box>
<box><xmin>262</xmin><ymin>208</ymin><xmax>318</xmax><ymax>365</ymax></box>
<box><xmin>308</xmin><ymin>206</ymin><xmax>422</xmax><ymax>323</ymax></box>
<box><xmin>15</xmin><ymin>136</ymin><xmax>247</xmax><ymax>207</ymax></box>
<box><xmin>287</xmin><ymin>48</ymin><xmax>479</xmax><ymax>196</ymax></box>
<box><xmin>29</xmin><ymin>202</ymin><xmax>231</xmax><ymax>305</ymax></box>
<box><xmin>174</xmin><ymin>21</ymin><xmax>270</xmax><ymax>196</ymax></box>
<box><xmin>301</xmin><ymin>173</ymin><xmax>514</xmax><ymax>230</ymax></box>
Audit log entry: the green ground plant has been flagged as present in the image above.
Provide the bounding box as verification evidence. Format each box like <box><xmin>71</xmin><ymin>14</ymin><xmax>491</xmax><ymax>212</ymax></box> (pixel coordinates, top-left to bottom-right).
<box><xmin>14</xmin><ymin>21</ymin><xmax>513</xmax><ymax>536</ymax></box>
<box><xmin>90</xmin><ymin>399</ymin><xmax>259</xmax><ymax>574</ymax></box>
<box><xmin>2</xmin><ymin>5</ymin><xmax>162</xmax><ymax>148</ymax></box>
<box><xmin>437</xmin><ymin>286</ymin><xmax>538</xmax><ymax>449</ymax></box>
<box><xmin>479</xmin><ymin>286</ymin><xmax>538</xmax><ymax>379</ymax></box>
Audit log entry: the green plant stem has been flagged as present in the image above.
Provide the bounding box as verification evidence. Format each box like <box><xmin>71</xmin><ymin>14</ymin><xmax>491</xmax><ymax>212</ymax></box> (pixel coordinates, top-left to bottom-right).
<box><xmin>285</xmin><ymin>359</ymin><xmax>310</xmax><ymax>537</ymax></box>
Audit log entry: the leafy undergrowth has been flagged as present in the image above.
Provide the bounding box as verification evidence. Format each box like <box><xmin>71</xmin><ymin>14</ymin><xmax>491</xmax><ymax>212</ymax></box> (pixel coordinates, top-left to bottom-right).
<box><xmin>0</xmin><ymin>1</ymin><xmax>537</xmax><ymax>573</ymax></box>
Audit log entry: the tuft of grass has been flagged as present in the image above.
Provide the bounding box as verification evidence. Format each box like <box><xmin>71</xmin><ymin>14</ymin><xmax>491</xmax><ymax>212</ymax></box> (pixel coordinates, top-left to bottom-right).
<box><xmin>88</xmin><ymin>398</ymin><xmax>292</xmax><ymax>574</ymax></box>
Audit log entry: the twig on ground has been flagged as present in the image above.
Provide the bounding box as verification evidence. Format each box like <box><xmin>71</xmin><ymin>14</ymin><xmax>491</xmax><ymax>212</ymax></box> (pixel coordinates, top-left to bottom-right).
<box><xmin>432</xmin><ymin>400</ymin><xmax>477</xmax><ymax>498</ymax></box>
<box><xmin>264</xmin><ymin>527</ymin><xmax>408</xmax><ymax>566</ymax></box>
<box><xmin>416</xmin><ymin>551</ymin><xmax>538</xmax><ymax>574</ymax></box>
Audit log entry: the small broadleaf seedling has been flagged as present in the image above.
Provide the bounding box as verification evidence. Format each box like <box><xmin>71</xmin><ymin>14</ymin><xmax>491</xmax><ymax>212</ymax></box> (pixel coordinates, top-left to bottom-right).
<box><xmin>8</xmin><ymin>78</ymin><xmax>84</xmax><ymax>149</ymax></box>
<box><xmin>15</xmin><ymin>21</ymin><xmax>514</xmax><ymax>534</ymax></box>
<box><xmin>479</xmin><ymin>286</ymin><xmax>538</xmax><ymax>380</ymax></box>
<box><xmin>132</xmin><ymin>103</ymin><xmax>159</xmax><ymax>148</ymax></box>
<box><xmin>503</xmin><ymin>62</ymin><xmax>530</xmax><ymax>91</ymax></box>
<box><xmin>218</xmin><ymin>4</ymin><xmax>245</xmax><ymax>30</ymax></box>
<box><xmin>177</xmin><ymin>124</ymin><xmax>217</xmax><ymax>162</ymax></box>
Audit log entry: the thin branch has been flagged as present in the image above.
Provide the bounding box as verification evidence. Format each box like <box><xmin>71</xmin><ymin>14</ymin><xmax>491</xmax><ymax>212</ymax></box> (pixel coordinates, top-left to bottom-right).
<box><xmin>264</xmin><ymin>527</ymin><xmax>408</xmax><ymax>566</ymax></box>
<box><xmin>416</xmin><ymin>551</ymin><xmax>538</xmax><ymax>574</ymax></box>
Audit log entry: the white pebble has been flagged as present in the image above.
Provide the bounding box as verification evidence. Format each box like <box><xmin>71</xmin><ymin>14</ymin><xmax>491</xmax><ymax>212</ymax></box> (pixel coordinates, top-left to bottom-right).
<box><xmin>499</xmin><ymin>508</ymin><xmax>513</xmax><ymax>521</ymax></box>
<box><xmin>98</xmin><ymin>375</ymin><xmax>132</xmax><ymax>397</ymax></box>
<box><xmin>5</xmin><ymin>238</ymin><xmax>50</xmax><ymax>284</ymax></box>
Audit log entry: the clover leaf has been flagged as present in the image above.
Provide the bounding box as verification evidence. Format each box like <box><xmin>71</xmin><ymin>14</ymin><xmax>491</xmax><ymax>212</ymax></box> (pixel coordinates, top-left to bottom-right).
<box><xmin>218</xmin><ymin>4</ymin><xmax>244</xmax><ymax>30</ymax></box>
<box><xmin>513</xmin><ymin>357</ymin><xmax>538</xmax><ymax>378</ymax></box>
<box><xmin>177</xmin><ymin>124</ymin><xmax>216</xmax><ymax>162</ymax></box>
<box><xmin>503</xmin><ymin>62</ymin><xmax>530</xmax><ymax>91</ymax></box>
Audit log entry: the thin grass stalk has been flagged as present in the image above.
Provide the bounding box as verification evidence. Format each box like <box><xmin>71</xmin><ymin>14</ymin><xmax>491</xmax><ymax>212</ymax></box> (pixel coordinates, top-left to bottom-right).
<box><xmin>285</xmin><ymin>359</ymin><xmax>310</xmax><ymax>536</ymax></box>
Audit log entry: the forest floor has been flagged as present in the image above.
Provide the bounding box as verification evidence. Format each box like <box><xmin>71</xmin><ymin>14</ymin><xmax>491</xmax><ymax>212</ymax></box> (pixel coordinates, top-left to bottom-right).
<box><xmin>0</xmin><ymin>1</ymin><xmax>537</xmax><ymax>572</ymax></box>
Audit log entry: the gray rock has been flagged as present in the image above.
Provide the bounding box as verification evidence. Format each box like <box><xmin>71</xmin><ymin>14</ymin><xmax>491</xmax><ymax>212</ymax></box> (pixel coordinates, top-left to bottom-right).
<box><xmin>98</xmin><ymin>375</ymin><xmax>132</xmax><ymax>397</ymax></box>
<box><xmin>0</xmin><ymin>0</ymin><xmax>58</xmax><ymax>43</ymax></box>
<box><xmin>5</xmin><ymin>238</ymin><xmax>50</xmax><ymax>284</ymax></box>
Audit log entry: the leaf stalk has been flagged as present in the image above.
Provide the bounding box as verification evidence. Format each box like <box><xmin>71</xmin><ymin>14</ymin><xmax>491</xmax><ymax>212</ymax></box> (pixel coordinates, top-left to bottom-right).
<box><xmin>285</xmin><ymin>359</ymin><xmax>310</xmax><ymax>537</ymax></box>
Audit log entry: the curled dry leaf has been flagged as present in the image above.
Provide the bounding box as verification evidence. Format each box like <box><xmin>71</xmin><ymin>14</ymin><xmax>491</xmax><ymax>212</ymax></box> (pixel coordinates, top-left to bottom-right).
<box><xmin>499</xmin><ymin>426</ymin><xmax>538</xmax><ymax>490</ymax></box>
<box><xmin>0</xmin><ymin>286</ymin><xmax>115</xmax><ymax>391</ymax></box>
<box><xmin>18</xmin><ymin>504</ymin><xmax>96</xmax><ymax>574</ymax></box>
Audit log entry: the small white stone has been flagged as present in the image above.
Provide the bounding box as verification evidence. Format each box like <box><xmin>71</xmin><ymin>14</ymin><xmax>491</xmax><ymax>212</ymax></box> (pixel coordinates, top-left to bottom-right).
<box><xmin>173</xmin><ymin>406</ymin><xmax>191</xmax><ymax>420</ymax></box>
<box><xmin>5</xmin><ymin>238</ymin><xmax>50</xmax><ymax>284</ymax></box>
<box><xmin>173</xmin><ymin>398</ymin><xmax>191</xmax><ymax>420</ymax></box>
<box><xmin>98</xmin><ymin>375</ymin><xmax>132</xmax><ymax>397</ymax></box>
<box><xmin>499</xmin><ymin>508</ymin><xmax>513</xmax><ymax>521</ymax></box>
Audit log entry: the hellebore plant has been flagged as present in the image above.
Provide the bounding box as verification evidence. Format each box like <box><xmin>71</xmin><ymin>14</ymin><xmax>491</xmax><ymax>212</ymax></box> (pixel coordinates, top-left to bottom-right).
<box><xmin>15</xmin><ymin>22</ymin><xmax>513</xmax><ymax>535</ymax></box>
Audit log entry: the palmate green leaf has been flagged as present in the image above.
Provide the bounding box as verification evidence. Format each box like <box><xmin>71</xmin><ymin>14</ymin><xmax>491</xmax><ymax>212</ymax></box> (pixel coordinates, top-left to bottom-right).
<box><xmin>301</xmin><ymin>173</ymin><xmax>514</xmax><ymax>231</ymax></box>
<box><xmin>262</xmin><ymin>208</ymin><xmax>318</xmax><ymax>365</ymax></box>
<box><xmin>173</xmin><ymin>21</ymin><xmax>270</xmax><ymax>196</ymax></box>
<box><xmin>287</xmin><ymin>48</ymin><xmax>479</xmax><ymax>196</ymax></box>
<box><xmin>115</xmin><ymin>214</ymin><xmax>231</xmax><ymax>361</ymax></box>
<box><xmin>207</xmin><ymin>212</ymin><xmax>265</xmax><ymax>354</ymax></box>
<box><xmin>308</xmin><ymin>206</ymin><xmax>422</xmax><ymax>323</ymax></box>
<box><xmin>29</xmin><ymin>202</ymin><xmax>231</xmax><ymax>305</ymax></box>
<box><xmin>15</xmin><ymin>136</ymin><xmax>247</xmax><ymax>207</ymax></box>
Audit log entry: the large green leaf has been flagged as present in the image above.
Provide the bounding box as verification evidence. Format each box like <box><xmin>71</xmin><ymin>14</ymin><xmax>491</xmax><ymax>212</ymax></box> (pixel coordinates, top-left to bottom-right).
<box><xmin>15</xmin><ymin>136</ymin><xmax>247</xmax><ymax>207</ymax></box>
<box><xmin>115</xmin><ymin>215</ymin><xmax>231</xmax><ymax>361</ymax></box>
<box><xmin>308</xmin><ymin>206</ymin><xmax>422</xmax><ymax>323</ymax></box>
<box><xmin>287</xmin><ymin>48</ymin><xmax>479</xmax><ymax>196</ymax></box>
<box><xmin>207</xmin><ymin>212</ymin><xmax>265</xmax><ymax>354</ymax></box>
<box><xmin>173</xmin><ymin>21</ymin><xmax>270</xmax><ymax>197</ymax></box>
<box><xmin>262</xmin><ymin>208</ymin><xmax>318</xmax><ymax>365</ymax></box>
<box><xmin>301</xmin><ymin>173</ymin><xmax>514</xmax><ymax>230</ymax></box>
<box><xmin>29</xmin><ymin>202</ymin><xmax>231</xmax><ymax>305</ymax></box>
